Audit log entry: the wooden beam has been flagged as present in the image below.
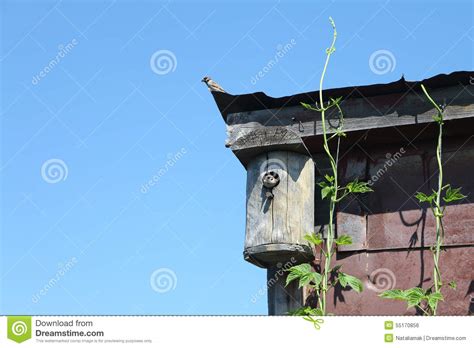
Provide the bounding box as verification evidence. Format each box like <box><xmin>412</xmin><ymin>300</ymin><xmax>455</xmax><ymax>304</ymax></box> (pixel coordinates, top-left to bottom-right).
<box><xmin>225</xmin><ymin>85</ymin><xmax>474</xmax><ymax>158</ymax></box>
<box><xmin>267</xmin><ymin>266</ymin><xmax>303</xmax><ymax>315</ymax></box>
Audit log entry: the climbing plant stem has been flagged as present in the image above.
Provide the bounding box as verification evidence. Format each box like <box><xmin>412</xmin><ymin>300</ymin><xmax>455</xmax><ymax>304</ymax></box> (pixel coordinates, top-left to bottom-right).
<box><xmin>318</xmin><ymin>17</ymin><xmax>338</xmax><ymax>316</ymax></box>
<box><xmin>421</xmin><ymin>84</ymin><xmax>444</xmax><ymax>315</ymax></box>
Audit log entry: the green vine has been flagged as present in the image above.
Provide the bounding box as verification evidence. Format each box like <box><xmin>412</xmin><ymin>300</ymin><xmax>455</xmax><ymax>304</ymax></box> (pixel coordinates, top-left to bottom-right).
<box><xmin>285</xmin><ymin>17</ymin><xmax>372</xmax><ymax>323</ymax></box>
<box><xmin>379</xmin><ymin>84</ymin><xmax>466</xmax><ymax>315</ymax></box>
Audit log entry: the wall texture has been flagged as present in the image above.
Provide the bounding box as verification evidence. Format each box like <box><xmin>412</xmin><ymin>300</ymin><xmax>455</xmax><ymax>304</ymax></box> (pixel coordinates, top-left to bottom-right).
<box><xmin>308</xmin><ymin>134</ymin><xmax>474</xmax><ymax>315</ymax></box>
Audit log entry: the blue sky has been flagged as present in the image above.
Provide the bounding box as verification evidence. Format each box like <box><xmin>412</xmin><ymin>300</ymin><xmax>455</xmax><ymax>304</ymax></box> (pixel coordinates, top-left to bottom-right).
<box><xmin>1</xmin><ymin>0</ymin><xmax>472</xmax><ymax>315</ymax></box>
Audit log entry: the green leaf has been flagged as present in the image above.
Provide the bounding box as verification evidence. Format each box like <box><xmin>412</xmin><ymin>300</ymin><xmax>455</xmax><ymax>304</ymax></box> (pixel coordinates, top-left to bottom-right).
<box><xmin>321</xmin><ymin>186</ymin><xmax>334</xmax><ymax>200</ymax></box>
<box><xmin>448</xmin><ymin>281</ymin><xmax>457</xmax><ymax>290</ymax></box>
<box><xmin>285</xmin><ymin>271</ymin><xmax>301</xmax><ymax>287</ymax></box>
<box><xmin>347</xmin><ymin>276</ymin><xmax>363</xmax><ymax>293</ymax></box>
<box><xmin>301</xmin><ymin>102</ymin><xmax>319</xmax><ymax>111</ymax></box>
<box><xmin>298</xmin><ymin>271</ymin><xmax>323</xmax><ymax>289</ymax></box>
<box><xmin>334</xmin><ymin>234</ymin><xmax>352</xmax><ymax>245</ymax></box>
<box><xmin>287</xmin><ymin>307</ymin><xmax>306</xmax><ymax>316</ymax></box>
<box><xmin>345</xmin><ymin>180</ymin><xmax>373</xmax><ymax>194</ymax></box>
<box><xmin>404</xmin><ymin>287</ymin><xmax>425</xmax><ymax>308</ymax></box>
<box><xmin>324</xmin><ymin>97</ymin><xmax>343</xmax><ymax>110</ymax></box>
<box><xmin>379</xmin><ymin>289</ymin><xmax>407</xmax><ymax>301</ymax></box>
<box><xmin>433</xmin><ymin>112</ymin><xmax>444</xmax><ymax>124</ymax></box>
<box><xmin>443</xmin><ymin>186</ymin><xmax>467</xmax><ymax>203</ymax></box>
<box><xmin>304</xmin><ymin>233</ymin><xmax>323</xmax><ymax>246</ymax></box>
<box><xmin>303</xmin><ymin>307</ymin><xmax>324</xmax><ymax>316</ymax></box>
<box><xmin>288</xmin><ymin>306</ymin><xmax>321</xmax><ymax>316</ymax></box>
<box><xmin>309</xmin><ymin>308</ymin><xmax>324</xmax><ymax>316</ymax></box>
<box><xmin>338</xmin><ymin>272</ymin><xmax>363</xmax><ymax>292</ymax></box>
<box><xmin>324</xmin><ymin>174</ymin><xmax>334</xmax><ymax>182</ymax></box>
<box><xmin>286</xmin><ymin>263</ymin><xmax>311</xmax><ymax>286</ymax></box>
<box><xmin>415</xmin><ymin>191</ymin><xmax>436</xmax><ymax>204</ymax></box>
<box><xmin>286</xmin><ymin>264</ymin><xmax>322</xmax><ymax>289</ymax></box>
<box><xmin>338</xmin><ymin>272</ymin><xmax>348</xmax><ymax>287</ymax></box>
<box><xmin>427</xmin><ymin>292</ymin><xmax>443</xmax><ymax>311</ymax></box>
<box><xmin>289</xmin><ymin>264</ymin><xmax>312</xmax><ymax>274</ymax></box>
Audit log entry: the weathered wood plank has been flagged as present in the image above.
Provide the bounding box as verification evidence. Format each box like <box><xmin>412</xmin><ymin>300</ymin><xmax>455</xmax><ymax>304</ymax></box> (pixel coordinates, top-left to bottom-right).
<box><xmin>226</xmin><ymin>85</ymin><xmax>474</xmax><ymax>152</ymax></box>
<box><xmin>227</xmin><ymin>126</ymin><xmax>301</xmax><ymax>150</ymax></box>
<box><xmin>270</xmin><ymin>152</ymin><xmax>289</xmax><ymax>244</ymax></box>
<box><xmin>287</xmin><ymin>154</ymin><xmax>314</xmax><ymax>246</ymax></box>
<box><xmin>245</xmin><ymin>153</ymin><xmax>271</xmax><ymax>248</ymax></box>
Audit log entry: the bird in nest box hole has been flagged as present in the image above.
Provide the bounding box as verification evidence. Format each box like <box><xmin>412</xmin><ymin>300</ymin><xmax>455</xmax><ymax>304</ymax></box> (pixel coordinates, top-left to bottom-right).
<box><xmin>262</xmin><ymin>171</ymin><xmax>280</xmax><ymax>199</ymax></box>
<box><xmin>201</xmin><ymin>76</ymin><xmax>226</xmax><ymax>93</ymax></box>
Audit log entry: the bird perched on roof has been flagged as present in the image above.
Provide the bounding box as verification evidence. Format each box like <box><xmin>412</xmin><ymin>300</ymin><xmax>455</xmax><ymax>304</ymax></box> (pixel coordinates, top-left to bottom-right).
<box><xmin>201</xmin><ymin>76</ymin><xmax>226</xmax><ymax>93</ymax></box>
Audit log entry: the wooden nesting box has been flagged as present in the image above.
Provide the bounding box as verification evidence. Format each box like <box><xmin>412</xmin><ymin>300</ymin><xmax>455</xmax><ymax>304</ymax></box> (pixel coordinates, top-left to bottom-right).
<box><xmin>244</xmin><ymin>151</ymin><xmax>314</xmax><ymax>267</ymax></box>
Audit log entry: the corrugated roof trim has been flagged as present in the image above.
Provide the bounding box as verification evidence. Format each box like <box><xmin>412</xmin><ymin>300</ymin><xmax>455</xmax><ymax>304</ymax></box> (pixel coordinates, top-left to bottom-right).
<box><xmin>210</xmin><ymin>71</ymin><xmax>473</xmax><ymax>120</ymax></box>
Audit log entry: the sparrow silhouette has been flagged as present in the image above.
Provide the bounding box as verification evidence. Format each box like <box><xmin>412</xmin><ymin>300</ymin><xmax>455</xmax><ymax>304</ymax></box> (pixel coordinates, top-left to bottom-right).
<box><xmin>201</xmin><ymin>76</ymin><xmax>226</xmax><ymax>93</ymax></box>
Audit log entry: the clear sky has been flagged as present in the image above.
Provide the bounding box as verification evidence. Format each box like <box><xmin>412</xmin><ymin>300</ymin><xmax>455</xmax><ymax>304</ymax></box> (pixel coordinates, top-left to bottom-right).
<box><xmin>1</xmin><ymin>0</ymin><xmax>472</xmax><ymax>315</ymax></box>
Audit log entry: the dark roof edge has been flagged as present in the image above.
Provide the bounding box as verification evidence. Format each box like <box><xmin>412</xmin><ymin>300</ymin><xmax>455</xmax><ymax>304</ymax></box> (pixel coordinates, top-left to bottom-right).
<box><xmin>211</xmin><ymin>71</ymin><xmax>473</xmax><ymax>121</ymax></box>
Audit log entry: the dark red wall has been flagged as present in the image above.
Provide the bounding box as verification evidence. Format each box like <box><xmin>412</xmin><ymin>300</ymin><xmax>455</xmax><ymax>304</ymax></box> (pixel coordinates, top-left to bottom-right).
<box><xmin>310</xmin><ymin>133</ymin><xmax>474</xmax><ymax>315</ymax></box>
